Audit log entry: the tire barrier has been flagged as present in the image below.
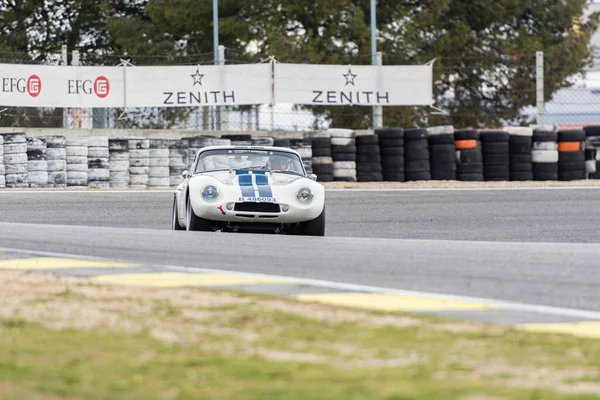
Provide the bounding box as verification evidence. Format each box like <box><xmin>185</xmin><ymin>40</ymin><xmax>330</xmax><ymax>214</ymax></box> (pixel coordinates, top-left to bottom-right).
<box><xmin>557</xmin><ymin>129</ymin><xmax>586</xmax><ymax>181</ymax></box>
<box><xmin>108</xmin><ymin>139</ymin><xmax>130</xmax><ymax>189</ymax></box>
<box><xmin>583</xmin><ymin>125</ymin><xmax>600</xmax><ymax>179</ymax></box>
<box><xmin>356</xmin><ymin>133</ymin><xmax>382</xmax><ymax>182</ymax></box>
<box><xmin>532</xmin><ymin>128</ymin><xmax>559</xmax><ymax>181</ymax></box>
<box><xmin>375</xmin><ymin>128</ymin><xmax>404</xmax><ymax>182</ymax></box>
<box><xmin>222</xmin><ymin>134</ymin><xmax>252</xmax><ymax>146</ymax></box>
<box><xmin>427</xmin><ymin>125</ymin><xmax>456</xmax><ymax>181</ymax></box>
<box><xmin>128</xmin><ymin>138</ymin><xmax>150</xmax><ymax>189</ymax></box>
<box><xmin>87</xmin><ymin>136</ymin><xmax>110</xmax><ymax>189</ymax></box>
<box><xmin>251</xmin><ymin>136</ymin><xmax>274</xmax><ymax>146</ymax></box>
<box><xmin>481</xmin><ymin>130</ymin><xmax>510</xmax><ymax>181</ymax></box>
<box><xmin>311</xmin><ymin>135</ymin><xmax>333</xmax><ymax>182</ymax></box>
<box><xmin>3</xmin><ymin>133</ymin><xmax>28</xmax><ymax>188</ymax></box>
<box><xmin>45</xmin><ymin>136</ymin><xmax>67</xmax><ymax>188</ymax></box>
<box><xmin>66</xmin><ymin>137</ymin><xmax>88</xmax><ymax>187</ymax></box>
<box><xmin>329</xmin><ymin>128</ymin><xmax>357</xmax><ymax>182</ymax></box>
<box><xmin>454</xmin><ymin>129</ymin><xmax>483</xmax><ymax>181</ymax></box>
<box><xmin>289</xmin><ymin>138</ymin><xmax>313</xmax><ymax>174</ymax></box>
<box><xmin>404</xmin><ymin>128</ymin><xmax>430</xmax><ymax>181</ymax></box>
<box><xmin>169</xmin><ymin>139</ymin><xmax>188</xmax><ymax>187</ymax></box>
<box><xmin>148</xmin><ymin>139</ymin><xmax>171</xmax><ymax>189</ymax></box>
<box><xmin>0</xmin><ymin>135</ymin><xmax>4</xmax><ymax>188</ymax></box>
<box><xmin>505</xmin><ymin>127</ymin><xmax>533</xmax><ymax>181</ymax></box>
<box><xmin>184</xmin><ymin>136</ymin><xmax>232</xmax><ymax>167</ymax></box>
<box><xmin>26</xmin><ymin>136</ymin><xmax>48</xmax><ymax>188</ymax></box>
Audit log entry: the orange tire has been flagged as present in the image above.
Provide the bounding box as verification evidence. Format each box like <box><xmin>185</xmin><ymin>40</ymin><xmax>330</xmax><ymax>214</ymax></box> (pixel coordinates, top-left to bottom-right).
<box><xmin>558</xmin><ymin>141</ymin><xmax>580</xmax><ymax>152</ymax></box>
<box><xmin>455</xmin><ymin>139</ymin><xmax>477</xmax><ymax>150</ymax></box>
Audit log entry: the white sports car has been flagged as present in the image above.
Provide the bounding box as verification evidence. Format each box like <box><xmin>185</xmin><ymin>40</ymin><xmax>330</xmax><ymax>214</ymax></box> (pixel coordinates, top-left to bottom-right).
<box><xmin>172</xmin><ymin>145</ymin><xmax>326</xmax><ymax>235</ymax></box>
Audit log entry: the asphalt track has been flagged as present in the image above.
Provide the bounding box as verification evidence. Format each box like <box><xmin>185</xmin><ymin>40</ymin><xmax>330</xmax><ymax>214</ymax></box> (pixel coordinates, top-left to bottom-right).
<box><xmin>0</xmin><ymin>188</ymin><xmax>600</xmax><ymax>315</ymax></box>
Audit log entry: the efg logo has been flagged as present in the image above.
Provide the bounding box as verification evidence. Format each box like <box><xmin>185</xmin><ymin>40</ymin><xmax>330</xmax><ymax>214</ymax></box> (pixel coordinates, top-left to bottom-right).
<box><xmin>94</xmin><ymin>76</ymin><xmax>110</xmax><ymax>98</ymax></box>
<box><xmin>27</xmin><ymin>75</ymin><xmax>41</xmax><ymax>97</ymax></box>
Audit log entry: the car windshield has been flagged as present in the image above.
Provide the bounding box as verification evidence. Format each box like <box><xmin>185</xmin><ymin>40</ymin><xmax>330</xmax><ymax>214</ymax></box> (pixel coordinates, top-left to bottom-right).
<box><xmin>194</xmin><ymin>148</ymin><xmax>305</xmax><ymax>175</ymax></box>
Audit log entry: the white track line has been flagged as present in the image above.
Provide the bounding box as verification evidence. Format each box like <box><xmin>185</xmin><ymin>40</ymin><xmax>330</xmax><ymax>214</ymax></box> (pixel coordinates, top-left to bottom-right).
<box><xmin>2</xmin><ymin>246</ymin><xmax>600</xmax><ymax>321</ymax></box>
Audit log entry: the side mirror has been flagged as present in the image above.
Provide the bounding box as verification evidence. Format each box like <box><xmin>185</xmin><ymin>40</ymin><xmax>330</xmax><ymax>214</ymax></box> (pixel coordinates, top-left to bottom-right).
<box><xmin>181</xmin><ymin>170</ymin><xmax>189</xmax><ymax>179</ymax></box>
<box><xmin>308</xmin><ymin>174</ymin><xmax>317</xmax><ymax>181</ymax></box>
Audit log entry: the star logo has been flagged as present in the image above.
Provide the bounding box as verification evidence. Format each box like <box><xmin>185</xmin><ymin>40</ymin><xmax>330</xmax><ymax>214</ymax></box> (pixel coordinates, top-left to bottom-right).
<box><xmin>343</xmin><ymin>68</ymin><xmax>357</xmax><ymax>86</ymax></box>
<box><xmin>191</xmin><ymin>68</ymin><xmax>204</xmax><ymax>86</ymax></box>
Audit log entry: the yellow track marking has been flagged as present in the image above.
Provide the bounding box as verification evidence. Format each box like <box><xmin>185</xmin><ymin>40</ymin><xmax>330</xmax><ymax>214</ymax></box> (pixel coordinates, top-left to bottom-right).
<box><xmin>0</xmin><ymin>257</ymin><xmax>138</xmax><ymax>270</ymax></box>
<box><xmin>89</xmin><ymin>272</ymin><xmax>289</xmax><ymax>287</ymax></box>
<box><xmin>295</xmin><ymin>292</ymin><xmax>496</xmax><ymax>312</ymax></box>
<box><xmin>517</xmin><ymin>321</ymin><xmax>600</xmax><ymax>339</ymax></box>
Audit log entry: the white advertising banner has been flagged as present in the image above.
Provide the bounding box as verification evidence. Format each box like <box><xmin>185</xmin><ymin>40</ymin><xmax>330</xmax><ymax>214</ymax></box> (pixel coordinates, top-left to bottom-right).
<box><xmin>125</xmin><ymin>64</ymin><xmax>272</xmax><ymax>107</ymax></box>
<box><xmin>0</xmin><ymin>63</ymin><xmax>125</xmax><ymax>108</ymax></box>
<box><xmin>274</xmin><ymin>63</ymin><xmax>433</xmax><ymax>106</ymax></box>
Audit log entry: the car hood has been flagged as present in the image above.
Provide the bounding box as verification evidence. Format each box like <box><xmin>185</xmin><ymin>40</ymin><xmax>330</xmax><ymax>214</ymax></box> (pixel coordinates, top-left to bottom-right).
<box><xmin>196</xmin><ymin>170</ymin><xmax>304</xmax><ymax>187</ymax></box>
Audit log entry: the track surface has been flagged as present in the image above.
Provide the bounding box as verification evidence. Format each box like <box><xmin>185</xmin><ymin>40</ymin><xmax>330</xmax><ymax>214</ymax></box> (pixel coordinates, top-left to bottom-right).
<box><xmin>0</xmin><ymin>188</ymin><xmax>599</xmax><ymax>312</ymax></box>
<box><xmin>1</xmin><ymin>188</ymin><xmax>600</xmax><ymax>242</ymax></box>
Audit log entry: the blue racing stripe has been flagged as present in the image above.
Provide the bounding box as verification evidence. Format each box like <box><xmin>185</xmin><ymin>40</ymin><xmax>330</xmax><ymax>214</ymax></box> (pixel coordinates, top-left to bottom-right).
<box><xmin>238</xmin><ymin>174</ymin><xmax>255</xmax><ymax>197</ymax></box>
<box><xmin>254</xmin><ymin>174</ymin><xmax>272</xmax><ymax>197</ymax></box>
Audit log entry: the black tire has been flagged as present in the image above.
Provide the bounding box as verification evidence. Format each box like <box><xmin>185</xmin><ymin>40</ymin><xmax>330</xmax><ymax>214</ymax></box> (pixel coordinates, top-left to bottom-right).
<box><xmin>405</xmin><ymin>171</ymin><xmax>431</xmax><ymax>181</ymax></box>
<box><xmin>509</xmin><ymin>143</ymin><xmax>532</xmax><ymax>154</ymax></box>
<box><xmin>313</xmin><ymin>164</ymin><xmax>334</xmax><ymax>174</ymax></box>
<box><xmin>482</xmin><ymin>142</ymin><xmax>509</xmax><ymax>154</ymax></box>
<box><xmin>357</xmin><ymin>154</ymin><xmax>381</xmax><ymax>163</ymax></box>
<box><xmin>312</xmin><ymin>147</ymin><xmax>332</xmax><ymax>157</ymax></box>
<box><xmin>357</xmin><ymin>144</ymin><xmax>380</xmax><ymax>154</ymax></box>
<box><xmin>289</xmin><ymin>138</ymin><xmax>311</xmax><ymax>147</ymax></box>
<box><xmin>558</xmin><ymin>130</ymin><xmax>586</xmax><ymax>142</ymax></box>
<box><xmin>356</xmin><ymin>163</ymin><xmax>383</xmax><ymax>173</ymax></box>
<box><xmin>405</xmin><ymin>140</ymin><xmax>428</xmax><ymax>150</ymax></box>
<box><xmin>510</xmin><ymin>171</ymin><xmax>534</xmax><ymax>181</ymax></box>
<box><xmin>222</xmin><ymin>134</ymin><xmax>252</xmax><ymax>141</ymax></box>
<box><xmin>559</xmin><ymin>170</ymin><xmax>586</xmax><ymax>181</ymax></box>
<box><xmin>380</xmin><ymin>147</ymin><xmax>405</xmax><ymax>156</ymax></box>
<box><xmin>559</xmin><ymin>161</ymin><xmax>586</xmax><ymax>171</ymax></box>
<box><xmin>454</xmin><ymin>130</ymin><xmax>480</xmax><ymax>140</ymax></box>
<box><xmin>458</xmin><ymin>173</ymin><xmax>484</xmax><ymax>181</ymax></box>
<box><xmin>510</xmin><ymin>154</ymin><xmax>532</xmax><ymax>163</ymax></box>
<box><xmin>311</xmin><ymin>137</ymin><xmax>332</xmax><ymax>148</ymax></box>
<box><xmin>186</xmin><ymin>196</ymin><xmax>211</xmax><ymax>231</ymax></box>
<box><xmin>332</xmin><ymin>145</ymin><xmax>356</xmax><ymax>154</ymax></box>
<box><xmin>382</xmin><ymin>172</ymin><xmax>405</xmax><ymax>181</ymax></box>
<box><xmin>510</xmin><ymin>162</ymin><xmax>533</xmax><ymax>172</ymax></box>
<box><xmin>405</xmin><ymin>160</ymin><xmax>430</xmax><ymax>171</ymax></box>
<box><xmin>317</xmin><ymin>174</ymin><xmax>334</xmax><ymax>182</ymax></box>
<box><xmin>404</xmin><ymin>128</ymin><xmax>428</xmax><ymax>141</ymax></box>
<box><xmin>458</xmin><ymin>163</ymin><xmax>484</xmax><ymax>174</ymax></box>
<box><xmin>558</xmin><ymin>151</ymin><xmax>585</xmax><ymax>162</ymax></box>
<box><xmin>357</xmin><ymin>172</ymin><xmax>383</xmax><ymax>181</ymax></box>
<box><xmin>274</xmin><ymin>138</ymin><xmax>290</xmax><ymax>147</ymax></box>
<box><xmin>430</xmin><ymin>151</ymin><xmax>457</xmax><ymax>163</ymax></box>
<box><xmin>509</xmin><ymin>136</ymin><xmax>532</xmax><ymax>145</ymax></box>
<box><xmin>356</xmin><ymin>135</ymin><xmax>379</xmax><ymax>145</ymax></box>
<box><xmin>405</xmin><ymin>149</ymin><xmax>429</xmax><ymax>161</ymax></box>
<box><xmin>299</xmin><ymin>208</ymin><xmax>326</xmax><ymax>236</ymax></box>
<box><xmin>483</xmin><ymin>153</ymin><xmax>509</xmax><ymax>165</ymax></box>
<box><xmin>480</xmin><ymin>130</ymin><xmax>510</xmax><ymax>142</ymax></box>
<box><xmin>375</xmin><ymin>128</ymin><xmax>404</xmax><ymax>139</ymax></box>
<box><xmin>532</xmin><ymin>131</ymin><xmax>557</xmax><ymax>142</ymax></box>
<box><xmin>332</xmin><ymin>153</ymin><xmax>356</xmax><ymax>162</ymax></box>
<box><xmin>584</xmin><ymin>125</ymin><xmax>600</xmax><ymax>137</ymax></box>
<box><xmin>431</xmin><ymin>169</ymin><xmax>457</xmax><ymax>180</ymax></box>
<box><xmin>172</xmin><ymin>196</ymin><xmax>185</xmax><ymax>231</ymax></box>
<box><xmin>428</xmin><ymin>134</ymin><xmax>455</xmax><ymax>145</ymax></box>
<box><xmin>382</xmin><ymin>155</ymin><xmax>404</xmax><ymax>165</ymax></box>
<box><xmin>379</xmin><ymin>138</ymin><xmax>404</xmax><ymax>147</ymax></box>
<box><xmin>459</xmin><ymin>150</ymin><xmax>483</xmax><ymax>163</ymax></box>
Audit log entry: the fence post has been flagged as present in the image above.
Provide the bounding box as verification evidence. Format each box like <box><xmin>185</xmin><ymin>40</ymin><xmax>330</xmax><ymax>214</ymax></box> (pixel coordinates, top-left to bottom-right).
<box><xmin>536</xmin><ymin>51</ymin><xmax>544</xmax><ymax>125</ymax></box>
<box><xmin>61</xmin><ymin>45</ymin><xmax>68</xmax><ymax>129</ymax></box>
<box><xmin>376</xmin><ymin>51</ymin><xmax>383</xmax><ymax>129</ymax></box>
<box><xmin>71</xmin><ymin>50</ymin><xmax>81</xmax><ymax>129</ymax></box>
<box><xmin>218</xmin><ymin>45</ymin><xmax>226</xmax><ymax>131</ymax></box>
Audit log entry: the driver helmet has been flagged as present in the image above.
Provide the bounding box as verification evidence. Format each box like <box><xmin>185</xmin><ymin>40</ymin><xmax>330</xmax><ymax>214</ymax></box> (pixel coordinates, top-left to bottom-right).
<box><xmin>271</xmin><ymin>156</ymin><xmax>291</xmax><ymax>170</ymax></box>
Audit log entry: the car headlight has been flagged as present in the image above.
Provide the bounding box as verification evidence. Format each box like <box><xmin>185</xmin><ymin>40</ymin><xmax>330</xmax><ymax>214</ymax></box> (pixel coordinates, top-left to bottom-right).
<box><xmin>296</xmin><ymin>188</ymin><xmax>313</xmax><ymax>203</ymax></box>
<box><xmin>202</xmin><ymin>185</ymin><xmax>219</xmax><ymax>199</ymax></box>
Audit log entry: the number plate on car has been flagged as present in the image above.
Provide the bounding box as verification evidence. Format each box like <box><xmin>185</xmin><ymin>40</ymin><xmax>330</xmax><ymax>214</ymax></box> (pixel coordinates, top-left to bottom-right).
<box><xmin>239</xmin><ymin>197</ymin><xmax>276</xmax><ymax>203</ymax></box>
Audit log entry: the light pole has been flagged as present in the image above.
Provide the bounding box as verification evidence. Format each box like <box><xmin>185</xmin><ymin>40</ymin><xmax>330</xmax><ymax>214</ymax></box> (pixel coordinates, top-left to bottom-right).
<box><xmin>213</xmin><ymin>0</ymin><xmax>221</xmax><ymax>130</ymax></box>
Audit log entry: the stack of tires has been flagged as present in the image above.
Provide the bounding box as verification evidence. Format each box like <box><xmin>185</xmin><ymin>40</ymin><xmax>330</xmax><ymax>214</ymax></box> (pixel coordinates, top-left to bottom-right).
<box><xmin>251</xmin><ymin>136</ymin><xmax>274</xmax><ymax>146</ymax></box>
<box><xmin>66</xmin><ymin>137</ymin><xmax>88</xmax><ymax>187</ymax></box>
<box><xmin>26</xmin><ymin>137</ymin><xmax>48</xmax><ymax>188</ymax></box>
<box><xmin>45</xmin><ymin>136</ymin><xmax>67</xmax><ymax>188</ymax></box>
<box><xmin>87</xmin><ymin>136</ymin><xmax>110</xmax><ymax>189</ymax></box>
<box><xmin>557</xmin><ymin>129</ymin><xmax>586</xmax><ymax>181</ymax></box>
<box><xmin>583</xmin><ymin>126</ymin><xmax>600</xmax><ymax>178</ymax></box>
<box><xmin>427</xmin><ymin>126</ymin><xmax>456</xmax><ymax>181</ymax></box>
<box><xmin>128</xmin><ymin>138</ymin><xmax>150</xmax><ymax>189</ymax></box>
<box><xmin>3</xmin><ymin>133</ymin><xmax>28</xmax><ymax>188</ymax></box>
<box><xmin>273</xmin><ymin>138</ymin><xmax>290</xmax><ymax>148</ymax></box>
<box><xmin>108</xmin><ymin>139</ymin><xmax>130</xmax><ymax>189</ymax></box>
<box><xmin>329</xmin><ymin>129</ymin><xmax>357</xmax><ymax>182</ymax></box>
<box><xmin>505</xmin><ymin>127</ymin><xmax>533</xmax><ymax>181</ymax></box>
<box><xmin>311</xmin><ymin>134</ymin><xmax>333</xmax><ymax>182</ymax></box>
<box><xmin>454</xmin><ymin>130</ymin><xmax>483</xmax><ymax>181</ymax></box>
<box><xmin>0</xmin><ymin>135</ymin><xmax>4</xmax><ymax>188</ymax></box>
<box><xmin>355</xmin><ymin>134</ymin><xmax>382</xmax><ymax>182</ymax></box>
<box><xmin>290</xmin><ymin>138</ymin><xmax>313</xmax><ymax>174</ymax></box>
<box><xmin>375</xmin><ymin>128</ymin><xmax>404</xmax><ymax>181</ymax></box>
<box><xmin>531</xmin><ymin>128</ymin><xmax>559</xmax><ymax>181</ymax></box>
<box><xmin>222</xmin><ymin>134</ymin><xmax>252</xmax><ymax>146</ymax></box>
<box><xmin>186</xmin><ymin>136</ymin><xmax>231</xmax><ymax>167</ymax></box>
<box><xmin>404</xmin><ymin>128</ymin><xmax>430</xmax><ymax>181</ymax></box>
<box><xmin>480</xmin><ymin>130</ymin><xmax>510</xmax><ymax>181</ymax></box>
<box><xmin>169</xmin><ymin>140</ymin><xmax>189</xmax><ymax>187</ymax></box>
<box><xmin>148</xmin><ymin>139</ymin><xmax>171</xmax><ymax>188</ymax></box>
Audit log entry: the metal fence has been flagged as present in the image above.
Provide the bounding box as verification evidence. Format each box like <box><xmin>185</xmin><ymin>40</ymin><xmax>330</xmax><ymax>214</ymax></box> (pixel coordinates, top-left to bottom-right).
<box><xmin>1</xmin><ymin>49</ymin><xmax>600</xmax><ymax>130</ymax></box>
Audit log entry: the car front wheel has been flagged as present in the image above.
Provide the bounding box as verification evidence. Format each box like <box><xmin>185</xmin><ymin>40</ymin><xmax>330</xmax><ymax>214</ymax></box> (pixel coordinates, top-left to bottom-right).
<box><xmin>298</xmin><ymin>207</ymin><xmax>325</xmax><ymax>236</ymax></box>
<box><xmin>186</xmin><ymin>196</ymin><xmax>212</xmax><ymax>231</ymax></box>
<box><xmin>172</xmin><ymin>196</ymin><xmax>185</xmax><ymax>231</ymax></box>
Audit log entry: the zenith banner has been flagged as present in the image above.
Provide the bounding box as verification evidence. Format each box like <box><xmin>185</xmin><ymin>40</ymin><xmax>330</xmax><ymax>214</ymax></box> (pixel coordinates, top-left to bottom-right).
<box><xmin>124</xmin><ymin>64</ymin><xmax>272</xmax><ymax>107</ymax></box>
<box><xmin>273</xmin><ymin>63</ymin><xmax>434</xmax><ymax>106</ymax></box>
<box><xmin>0</xmin><ymin>63</ymin><xmax>125</xmax><ymax>108</ymax></box>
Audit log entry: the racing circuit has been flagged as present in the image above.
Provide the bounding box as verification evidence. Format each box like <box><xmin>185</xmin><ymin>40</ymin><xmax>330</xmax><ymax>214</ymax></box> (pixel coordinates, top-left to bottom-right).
<box><xmin>1</xmin><ymin>186</ymin><xmax>600</xmax><ymax>333</ymax></box>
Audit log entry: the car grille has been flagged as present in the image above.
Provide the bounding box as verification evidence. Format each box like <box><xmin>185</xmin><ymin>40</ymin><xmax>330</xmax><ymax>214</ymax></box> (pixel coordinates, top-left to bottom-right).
<box><xmin>234</xmin><ymin>202</ymin><xmax>280</xmax><ymax>213</ymax></box>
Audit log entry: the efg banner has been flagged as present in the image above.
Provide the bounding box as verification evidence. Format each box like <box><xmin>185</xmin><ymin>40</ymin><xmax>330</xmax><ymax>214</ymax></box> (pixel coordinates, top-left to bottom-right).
<box><xmin>124</xmin><ymin>64</ymin><xmax>272</xmax><ymax>107</ymax></box>
<box><xmin>273</xmin><ymin>63</ymin><xmax>433</xmax><ymax>106</ymax></box>
<box><xmin>0</xmin><ymin>63</ymin><xmax>125</xmax><ymax>108</ymax></box>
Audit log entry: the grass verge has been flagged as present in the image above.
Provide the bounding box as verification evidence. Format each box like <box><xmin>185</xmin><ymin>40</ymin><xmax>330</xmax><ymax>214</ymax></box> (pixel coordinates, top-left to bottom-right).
<box><xmin>0</xmin><ymin>270</ymin><xmax>599</xmax><ymax>399</ymax></box>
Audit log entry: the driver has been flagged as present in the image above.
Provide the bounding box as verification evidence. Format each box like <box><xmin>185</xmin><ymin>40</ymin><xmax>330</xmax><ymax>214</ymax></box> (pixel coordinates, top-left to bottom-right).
<box><xmin>270</xmin><ymin>155</ymin><xmax>292</xmax><ymax>171</ymax></box>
